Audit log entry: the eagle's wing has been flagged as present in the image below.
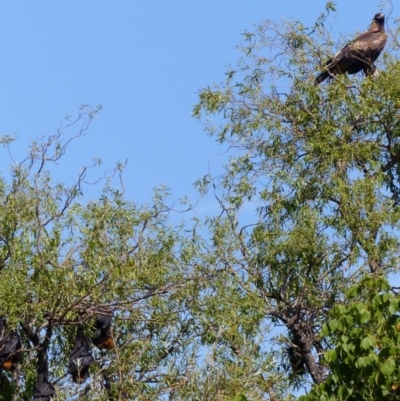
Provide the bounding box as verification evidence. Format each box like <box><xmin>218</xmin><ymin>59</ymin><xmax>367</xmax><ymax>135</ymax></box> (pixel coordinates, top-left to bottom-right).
<box><xmin>315</xmin><ymin>30</ymin><xmax>387</xmax><ymax>84</ymax></box>
<box><xmin>334</xmin><ymin>31</ymin><xmax>387</xmax><ymax>67</ymax></box>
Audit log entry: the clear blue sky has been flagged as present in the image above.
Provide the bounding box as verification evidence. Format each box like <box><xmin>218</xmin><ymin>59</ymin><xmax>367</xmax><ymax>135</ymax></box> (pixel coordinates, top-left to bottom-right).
<box><xmin>0</xmin><ymin>1</ymin><xmax>391</xmax><ymax>206</ymax></box>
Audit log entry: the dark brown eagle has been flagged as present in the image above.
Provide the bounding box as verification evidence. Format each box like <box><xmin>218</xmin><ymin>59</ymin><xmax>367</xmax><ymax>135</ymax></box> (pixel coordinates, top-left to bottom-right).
<box><xmin>315</xmin><ymin>12</ymin><xmax>387</xmax><ymax>84</ymax></box>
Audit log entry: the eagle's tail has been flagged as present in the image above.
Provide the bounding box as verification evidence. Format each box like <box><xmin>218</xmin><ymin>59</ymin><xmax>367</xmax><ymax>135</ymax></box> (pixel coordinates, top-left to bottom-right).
<box><xmin>314</xmin><ymin>71</ymin><xmax>329</xmax><ymax>85</ymax></box>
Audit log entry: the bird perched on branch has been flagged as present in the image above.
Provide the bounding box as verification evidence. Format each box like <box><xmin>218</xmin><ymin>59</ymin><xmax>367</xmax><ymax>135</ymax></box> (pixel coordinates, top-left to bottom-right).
<box><xmin>68</xmin><ymin>325</ymin><xmax>94</xmax><ymax>383</ymax></box>
<box><xmin>0</xmin><ymin>319</ymin><xmax>23</xmax><ymax>371</ymax></box>
<box><xmin>315</xmin><ymin>12</ymin><xmax>387</xmax><ymax>84</ymax></box>
<box><xmin>92</xmin><ymin>315</ymin><xmax>115</xmax><ymax>350</ymax></box>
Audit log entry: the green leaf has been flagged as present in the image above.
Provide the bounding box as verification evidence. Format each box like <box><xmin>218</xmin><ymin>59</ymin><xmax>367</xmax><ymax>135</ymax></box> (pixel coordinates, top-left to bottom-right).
<box><xmin>329</xmin><ymin>319</ymin><xmax>339</xmax><ymax>332</ymax></box>
<box><xmin>359</xmin><ymin>310</ymin><xmax>371</xmax><ymax>324</ymax></box>
<box><xmin>389</xmin><ymin>300</ymin><xmax>399</xmax><ymax>314</ymax></box>
<box><xmin>341</xmin><ymin>335</ymin><xmax>349</xmax><ymax>344</ymax></box>
<box><xmin>231</xmin><ymin>396</ymin><xmax>248</xmax><ymax>401</ymax></box>
<box><xmin>361</xmin><ymin>335</ymin><xmax>376</xmax><ymax>350</ymax></box>
<box><xmin>341</xmin><ymin>343</ymin><xmax>351</xmax><ymax>354</ymax></box>
<box><xmin>324</xmin><ymin>350</ymin><xmax>337</xmax><ymax>363</ymax></box>
<box><xmin>356</xmin><ymin>356</ymin><xmax>373</xmax><ymax>368</ymax></box>
<box><xmin>332</xmin><ymin>305</ymin><xmax>346</xmax><ymax>316</ymax></box>
<box><xmin>380</xmin><ymin>358</ymin><xmax>396</xmax><ymax>376</ymax></box>
<box><xmin>325</xmin><ymin>1</ymin><xmax>336</xmax><ymax>12</ymax></box>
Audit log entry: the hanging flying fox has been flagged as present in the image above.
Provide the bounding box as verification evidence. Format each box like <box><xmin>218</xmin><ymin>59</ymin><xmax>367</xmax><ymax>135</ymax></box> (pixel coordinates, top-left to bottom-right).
<box><xmin>103</xmin><ymin>376</ymin><xmax>129</xmax><ymax>400</ymax></box>
<box><xmin>0</xmin><ymin>319</ymin><xmax>23</xmax><ymax>371</ymax></box>
<box><xmin>32</xmin><ymin>369</ymin><xmax>55</xmax><ymax>401</ymax></box>
<box><xmin>315</xmin><ymin>13</ymin><xmax>387</xmax><ymax>84</ymax></box>
<box><xmin>287</xmin><ymin>345</ymin><xmax>306</xmax><ymax>375</ymax></box>
<box><xmin>68</xmin><ymin>325</ymin><xmax>94</xmax><ymax>383</ymax></box>
<box><xmin>92</xmin><ymin>315</ymin><xmax>115</xmax><ymax>350</ymax></box>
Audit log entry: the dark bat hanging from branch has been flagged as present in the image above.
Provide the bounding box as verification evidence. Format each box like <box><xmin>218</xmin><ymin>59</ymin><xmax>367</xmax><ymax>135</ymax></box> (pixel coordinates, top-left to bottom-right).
<box><xmin>0</xmin><ymin>319</ymin><xmax>23</xmax><ymax>371</ymax></box>
<box><xmin>32</xmin><ymin>369</ymin><xmax>55</xmax><ymax>401</ymax></box>
<box><xmin>68</xmin><ymin>325</ymin><xmax>94</xmax><ymax>384</ymax></box>
<box><xmin>287</xmin><ymin>345</ymin><xmax>306</xmax><ymax>375</ymax></box>
<box><xmin>92</xmin><ymin>315</ymin><xmax>115</xmax><ymax>350</ymax></box>
<box><xmin>103</xmin><ymin>375</ymin><xmax>129</xmax><ymax>400</ymax></box>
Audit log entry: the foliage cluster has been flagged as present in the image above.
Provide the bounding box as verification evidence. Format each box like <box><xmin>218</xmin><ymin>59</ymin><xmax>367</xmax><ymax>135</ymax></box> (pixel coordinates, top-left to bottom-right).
<box><xmin>2</xmin><ymin>2</ymin><xmax>400</xmax><ymax>400</ymax></box>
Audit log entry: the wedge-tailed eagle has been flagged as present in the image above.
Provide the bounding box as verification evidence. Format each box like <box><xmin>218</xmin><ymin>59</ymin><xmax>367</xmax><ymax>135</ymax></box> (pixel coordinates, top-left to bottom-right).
<box><xmin>315</xmin><ymin>13</ymin><xmax>387</xmax><ymax>84</ymax></box>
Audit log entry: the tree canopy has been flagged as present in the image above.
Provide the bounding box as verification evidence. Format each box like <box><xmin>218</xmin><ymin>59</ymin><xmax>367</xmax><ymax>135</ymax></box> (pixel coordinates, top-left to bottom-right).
<box><xmin>192</xmin><ymin>1</ymin><xmax>400</xmax><ymax>399</ymax></box>
<box><xmin>2</xmin><ymin>2</ymin><xmax>400</xmax><ymax>400</ymax></box>
<box><xmin>0</xmin><ymin>106</ymin><xmax>207</xmax><ymax>400</ymax></box>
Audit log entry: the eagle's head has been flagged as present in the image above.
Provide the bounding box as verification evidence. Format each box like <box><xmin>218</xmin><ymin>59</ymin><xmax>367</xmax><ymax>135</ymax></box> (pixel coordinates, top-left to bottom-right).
<box><xmin>373</xmin><ymin>12</ymin><xmax>385</xmax><ymax>23</ymax></box>
<box><xmin>371</xmin><ymin>12</ymin><xmax>385</xmax><ymax>32</ymax></box>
